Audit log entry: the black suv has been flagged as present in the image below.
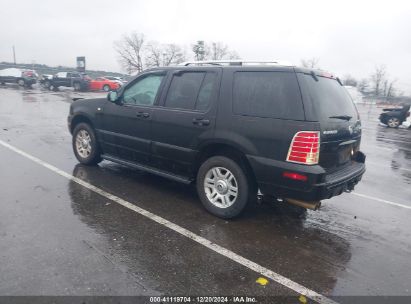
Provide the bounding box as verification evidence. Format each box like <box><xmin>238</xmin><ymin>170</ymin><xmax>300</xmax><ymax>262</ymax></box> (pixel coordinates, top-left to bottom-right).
<box><xmin>46</xmin><ymin>72</ymin><xmax>90</xmax><ymax>91</ymax></box>
<box><xmin>68</xmin><ymin>61</ymin><xmax>366</xmax><ymax>218</ymax></box>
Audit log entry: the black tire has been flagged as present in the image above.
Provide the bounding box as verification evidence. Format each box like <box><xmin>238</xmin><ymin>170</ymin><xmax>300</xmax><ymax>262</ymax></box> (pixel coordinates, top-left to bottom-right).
<box><xmin>49</xmin><ymin>84</ymin><xmax>57</xmax><ymax>91</ymax></box>
<box><xmin>72</xmin><ymin>123</ymin><xmax>102</xmax><ymax>166</ymax></box>
<box><xmin>73</xmin><ymin>82</ymin><xmax>81</xmax><ymax>91</ymax></box>
<box><xmin>44</xmin><ymin>80</ymin><xmax>51</xmax><ymax>88</ymax></box>
<box><xmin>103</xmin><ymin>84</ymin><xmax>110</xmax><ymax>92</ymax></box>
<box><xmin>196</xmin><ymin>156</ymin><xmax>256</xmax><ymax>219</ymax></box>
<box><xmin>17</xmin><ymin>79</ymin><xmax>25</xmax><ymax>86</ymax></box>
<box><xmin>387</xmin><ymin>117</ymin><xmax>400</xmax><ymax>128</ymax></box>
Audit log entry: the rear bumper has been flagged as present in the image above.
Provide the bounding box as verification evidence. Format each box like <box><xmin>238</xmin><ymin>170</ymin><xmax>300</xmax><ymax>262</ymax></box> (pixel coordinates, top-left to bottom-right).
<box><xmin>248</xmin><ymin>154</ymin><xmax>366</xmax><ymax>201</ymax></box>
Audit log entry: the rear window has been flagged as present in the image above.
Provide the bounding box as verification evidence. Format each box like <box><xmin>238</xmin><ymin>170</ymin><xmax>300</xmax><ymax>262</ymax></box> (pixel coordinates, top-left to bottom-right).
<box><xmin>232</xmin><ymin>71</ymin><xmax>304</xmax><ymax>120</ymax></box>
<box><xmin>299</xmin><ymin>74</ymin><xmax>358</xmax><ymax>121</ymax></box>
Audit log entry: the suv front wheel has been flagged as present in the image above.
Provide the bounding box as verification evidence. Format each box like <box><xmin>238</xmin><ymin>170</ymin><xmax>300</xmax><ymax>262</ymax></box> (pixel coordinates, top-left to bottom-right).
<box><xmin>72</xmin><ymin>123</ymin><xmax>102</xmax><ymax>165</ymax></box>
<box><xmin>197</xmin><ymin>156</ymin><xmax>254</xmax><ymax>218</ymax></box>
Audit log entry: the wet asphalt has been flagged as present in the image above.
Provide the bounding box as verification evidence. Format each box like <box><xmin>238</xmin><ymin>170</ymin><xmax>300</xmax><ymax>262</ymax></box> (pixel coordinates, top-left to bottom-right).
<box><xmin>0</xmin><ymin>84</ymin><xmax>410</xmax><ymax>302</ymax></box>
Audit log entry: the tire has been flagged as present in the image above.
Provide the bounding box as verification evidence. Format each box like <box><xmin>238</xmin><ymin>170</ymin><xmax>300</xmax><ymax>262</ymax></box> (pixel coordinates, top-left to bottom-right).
<box><xmin>72</xmin><ymin>123</ymin><xmax>102</xmax><ymax>166</ymax></box>
<box><xmin>387</xmin><ymin>117</ymin><xmax>400</xmax><ymax>128</ymax></box>
<box><xmin>196</xmin><ymin>156</ymin><xmax>256</xmax><ymax>219</ymax></box>
<box><xmin>73</xmin><ymin>82</ymin><xmax>81</xmax><ymax>91</ymax></box>
<box><xmin>103</xmin><ymin>84</ymin><xmax>110</xmax><ymax>92</ymax></box>
<box><xmin>44</xmin><ymin>80</ymin><xmax>51</xmax><ymax>88</ymax></box>
<box><xmin>49</xmin><ymin>84</ymin><xmax>57</xmax><ymax>91</ymax></box>
<box><xmin>17</xmin><ymin>79</ymin><xmax>25</xmax><ymax>86</ymax></box>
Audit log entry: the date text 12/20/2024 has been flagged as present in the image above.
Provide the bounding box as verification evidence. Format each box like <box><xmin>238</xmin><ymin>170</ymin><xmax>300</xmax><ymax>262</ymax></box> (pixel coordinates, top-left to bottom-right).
<box><xmin>150</xmin><ymin>296</ymin><xmax>258</xmax><ymax>303</ymax></box>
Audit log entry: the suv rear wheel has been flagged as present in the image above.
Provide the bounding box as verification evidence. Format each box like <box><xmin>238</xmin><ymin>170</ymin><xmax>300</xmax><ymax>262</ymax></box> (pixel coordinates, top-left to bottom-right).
<box><xmin>72</xmin><ymin>123</ymin><xmax>102</xmax><ymax>165</ymax></box>
<box><xmin>197</xmin><ymin>156</ymin><xmax>254</xmax><ymax>218</ymax></box>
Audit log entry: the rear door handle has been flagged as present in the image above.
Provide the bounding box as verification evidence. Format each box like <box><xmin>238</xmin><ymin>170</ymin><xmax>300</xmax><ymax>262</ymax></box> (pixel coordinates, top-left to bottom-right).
<box><xmin>136</xmin><ymin>111</ymin><xmax>150</xmax><ymax>118</ymax></box>
<box><xmin>192</xmin><ymin>118</ymin><xmax>210</xmax><ymax>126</ymax></box>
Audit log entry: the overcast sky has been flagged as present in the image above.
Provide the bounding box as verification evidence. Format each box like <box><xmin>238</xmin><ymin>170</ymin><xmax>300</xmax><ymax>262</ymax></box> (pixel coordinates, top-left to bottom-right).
<box><xmin>1</xmin><ymin>0</ymin><xmax>411</xmax><ymax>93</ymax></box>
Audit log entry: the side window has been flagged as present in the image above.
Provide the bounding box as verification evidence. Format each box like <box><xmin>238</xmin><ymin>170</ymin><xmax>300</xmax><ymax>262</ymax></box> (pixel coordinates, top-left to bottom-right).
<box><xmin>196</xmin><ymin>73</ymin><xmax>217</xmax><ymax>111</ymax></box>
<box><xmin>232</xmin><ymin>71</ymin><xmax>304</xmax><ymax>120</ymax></box>
<box><xmin>123</xmin><ymin>74</ymin><xmax>165</xmax><ymax>106</ymax></box>
<box><xmin>165</xmin><ymin>72</ymin><xmax>216</xmax><ymax>111</ymax></box>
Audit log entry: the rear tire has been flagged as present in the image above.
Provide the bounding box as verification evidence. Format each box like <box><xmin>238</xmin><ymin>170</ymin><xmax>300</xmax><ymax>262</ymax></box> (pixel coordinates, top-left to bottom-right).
<box><xmin>196</xmin><ymin>156</ymin><xmax>255</xmax><ymax>219</ymax></box>
<box><xmin>72</xmin><ymin>123</ymin><xmax>102</xmax><ymax>166</ymax></box>
<box><xmin>387</xmin><ymin>117</ymin><xmax>400</xmax><ymax>128</ymax></box>
<box><xmin>17</xmin><ymin>79</ymin><xmax>25</xmax><ymax>86</ymax></box>
<box><xmin>44</xmin><ymin>80</ymin><xmax>51</xmax><ymax>88</ymax></box>
<box><xmin>73</xmin><ymin>82</ymin><xmax>81</xmax><ymax>91</ymax></box>
<box><xmin>103</xmin><ymin>84</ymin><xmax>110</xmax><ymax>92</ymax></box>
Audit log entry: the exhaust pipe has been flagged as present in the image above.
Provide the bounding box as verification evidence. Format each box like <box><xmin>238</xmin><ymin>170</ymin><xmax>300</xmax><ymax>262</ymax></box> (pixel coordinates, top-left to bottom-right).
<box><xmin>285</xmin><ymin>198</ymin><xmax>321</xmax><ymax>210</ymax></box>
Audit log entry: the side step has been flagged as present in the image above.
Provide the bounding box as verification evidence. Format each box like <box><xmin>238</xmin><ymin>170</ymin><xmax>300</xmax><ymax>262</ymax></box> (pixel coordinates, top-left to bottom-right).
<box><xmin>102</xmin><ymin>154</ymin><xmax>193</xmax><ymax>184</ymax></box>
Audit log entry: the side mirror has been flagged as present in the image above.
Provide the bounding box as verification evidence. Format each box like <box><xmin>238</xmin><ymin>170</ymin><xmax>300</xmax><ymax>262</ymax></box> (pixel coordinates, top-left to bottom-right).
<box><xmin>107</xmin><ymin>91</ymin><xmax>119</xmax><ymax>103</ymax></box>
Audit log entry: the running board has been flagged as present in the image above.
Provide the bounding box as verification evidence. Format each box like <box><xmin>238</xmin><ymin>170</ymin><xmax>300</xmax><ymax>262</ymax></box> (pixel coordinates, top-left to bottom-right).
<box><xmin>101</xmin><ymin>154</ymin><xmax>193</xmax><ymax>184</ymax></box>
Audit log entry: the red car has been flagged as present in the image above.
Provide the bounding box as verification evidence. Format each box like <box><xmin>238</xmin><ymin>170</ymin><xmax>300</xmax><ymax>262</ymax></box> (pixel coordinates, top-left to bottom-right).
<box><xmin>89</xmin><ymin>77</ymin><xmax>120</xmax><ymax>92</ymax></box>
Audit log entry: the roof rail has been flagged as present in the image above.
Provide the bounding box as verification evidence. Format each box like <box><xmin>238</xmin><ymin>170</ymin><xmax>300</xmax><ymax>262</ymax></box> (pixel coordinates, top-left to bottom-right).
<box><xmin>180</xmin><ymin>60</ymin><xmax>293</xmax><ymax>67</ymax></box>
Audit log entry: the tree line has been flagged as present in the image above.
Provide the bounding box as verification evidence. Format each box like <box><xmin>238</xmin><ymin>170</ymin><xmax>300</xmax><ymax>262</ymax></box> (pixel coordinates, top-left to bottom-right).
<box><xmin>301</xmin><ymin>57</ymin><xmax>402</xmax><ymax>98</ymax></box>
<box><xmin>115</xmin><ymin>34</ymin><xmax>403</xmax><ymax>98</ymax></box>
<box><xmin>114</xmin><ymin>32</ymin><xmax>240</xmax><ymax>74</ymax></box>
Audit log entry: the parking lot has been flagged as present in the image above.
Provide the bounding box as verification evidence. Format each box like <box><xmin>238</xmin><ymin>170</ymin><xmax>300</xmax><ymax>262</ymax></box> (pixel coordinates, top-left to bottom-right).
<box><xmin>0</xmin><ymin>84</ymin><xmax>410</xmax><ymax>303</ymax></box>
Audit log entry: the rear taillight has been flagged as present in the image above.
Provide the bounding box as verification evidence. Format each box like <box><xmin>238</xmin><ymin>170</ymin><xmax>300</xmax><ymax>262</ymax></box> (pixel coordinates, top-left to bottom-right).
<box><xmin>286</xmin><ymin>131</ymin><xmax>320</xmax><ymax>165</ymax></box>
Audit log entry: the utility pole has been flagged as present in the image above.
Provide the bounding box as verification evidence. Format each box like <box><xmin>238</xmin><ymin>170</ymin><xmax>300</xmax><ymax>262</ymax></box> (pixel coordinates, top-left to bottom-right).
<box><xmin>12</xmin><ymin>46</ymin><xmax>16</xmax><ymax>65</ymax></box>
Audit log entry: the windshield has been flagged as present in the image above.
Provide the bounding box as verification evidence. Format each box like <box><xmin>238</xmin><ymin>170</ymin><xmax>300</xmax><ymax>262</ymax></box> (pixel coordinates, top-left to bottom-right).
<box><xmin>300</xmin><ymin>74</ymin><xmax>358</xmax><ymax>121</ymax></box>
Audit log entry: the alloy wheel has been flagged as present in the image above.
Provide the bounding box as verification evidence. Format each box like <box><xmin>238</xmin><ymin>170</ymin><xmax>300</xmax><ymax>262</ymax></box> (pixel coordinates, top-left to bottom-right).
<box><xmin>204</xmin><ymin>166</ymin><xmax>238</xmax><ymax>208</ymax></box>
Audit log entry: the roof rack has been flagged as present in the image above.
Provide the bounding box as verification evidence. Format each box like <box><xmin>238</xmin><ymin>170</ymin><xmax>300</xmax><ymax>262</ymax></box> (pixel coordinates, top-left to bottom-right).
<box><xmin>180</xmin><ymin>60</ymin><xmax>293</xmax><ymax>67</ymax></box>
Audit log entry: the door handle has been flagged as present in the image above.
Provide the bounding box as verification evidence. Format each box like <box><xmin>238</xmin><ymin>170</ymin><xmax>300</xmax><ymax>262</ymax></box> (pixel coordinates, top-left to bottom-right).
<box><xmin>192</xmin><ymin>118</ymin><xmax>210</xmax><ymax>126</ymax></box>
<box><xmin>136</xmin><ymin>111</ymin><xmax>150</xmax><ymax>118</ymax></box>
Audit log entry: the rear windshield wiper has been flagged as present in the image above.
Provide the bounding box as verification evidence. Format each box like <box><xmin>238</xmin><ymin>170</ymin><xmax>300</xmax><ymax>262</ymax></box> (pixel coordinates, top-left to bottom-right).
<box><xmin>329</xmin><ymin>115</ymin><xmax>352</xmax><ymax>121</ymax></box>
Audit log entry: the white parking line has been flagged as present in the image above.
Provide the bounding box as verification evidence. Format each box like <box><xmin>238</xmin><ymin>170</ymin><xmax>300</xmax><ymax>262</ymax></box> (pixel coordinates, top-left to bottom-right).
<box><xmin>351</xmin><ymin>192</ymin><xmax>411</xmax><ymax>209</ymax></box>
<box><xmin>0</xmin><ymin>139</ymin><xmax>337</xmax><ymax>304</ymax></box>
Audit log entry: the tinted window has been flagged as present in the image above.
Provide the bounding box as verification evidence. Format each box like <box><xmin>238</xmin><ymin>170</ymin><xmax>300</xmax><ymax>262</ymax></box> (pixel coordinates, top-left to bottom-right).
<box><xmin>299</xmin><ymin>74</ymin><xmax>358</xmax><ymax>121</ymax></box>
<box><xmin>195</xmin><ymin>73</ymin><xmax>217</xmax><ymax>111</ymax></box>
<box><xmin>123</xmin><ymin>74</ymin><xmax>164</xmax><ymax>106</ymax></box>
<box><xmin>164</xmin><ymin>72</ymin><xmax>217</xmax><ymax>111</ymax></box>
<box><xmin>233</xmin><ymin>71</ymin><xmax>304</xmax><ymax>120</ymax></box>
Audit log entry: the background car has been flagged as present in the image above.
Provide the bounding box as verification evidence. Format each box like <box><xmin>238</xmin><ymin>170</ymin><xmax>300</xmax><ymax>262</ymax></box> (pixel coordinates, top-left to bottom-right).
<box><xmin>379</xmin><ymin>104</ymin><xmax>411</xmax><ymax>128</ymax></box>
<box><xmin>89</xmin><ymin>77</ymin><xmax>121</xmax><ymax>91</ymax></box>
<box><xmin>39</xmin><ymin>74</ymin><xmax>53</xmax><ymax>87</ymax></box>
<box><xmin>0</xmin><ymin>68</ymin><xmax>37</xmax><ymax>88</ymax></box>
<box><xmin>46</xmin><ymin>72</ymin><xmax>90</xmax><ymax>91</ymax></box>
<box><xmin>103</xmin><ymin>75</ymin><xmax>126</xmax><ymax>85</ymax></box>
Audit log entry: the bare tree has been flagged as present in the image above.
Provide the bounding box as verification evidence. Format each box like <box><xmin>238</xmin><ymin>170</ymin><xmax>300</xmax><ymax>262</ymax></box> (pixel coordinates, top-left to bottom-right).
<box><xmin>145</xmin><ymin>42</ymin><xmax>162</xmax><ymax>68</ymax></box>
<box><xmin>342</xmin><ymin>74</ymin><xmax>358</xmax><ymax>87</ymax></box>
<box><xmin>114</xmin><ymin>32</ymin><xmax>145</xmax><ymax>74</ymax></box>
<box><xmin>227</xmin><ymin>50</ymin><xmax>241</xmax><ymax>60</ymax></box>
<box><xmin>301</xmin><ymin>57</ymin><xmax>320</xmax><ymax>69</ymax></box>
<box><xmin>357</xmin><ymin>78</ymin><xmax>370</xmax><ymax>94</ymax></box>
<box><xmin>210</xmin><ymin>42</ymin><xmax>228</xmax><ymax>60</ymax></box>
<box><xmin>162</xmin><ymin>44</ymin><xmax>186</xmax><ymax>66</ymax></box>
<box><xmin>145</xmin><ymin>43</ymin><xmax>186</xmax><ymax>67</ymax></box>
<box><xmin>192</xmin><ymin>40</ymin><xmax>240</xmax><ymax>61</ymax></box>
<box><xmin>370</xmin><ymin>65</ymin><xmax>386</xmax><ymax>96</ymax></box>
<box><xmin>385</xmin><ymin>79</ymin><xmax>397</xmax><ymax>98</ymax></box>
